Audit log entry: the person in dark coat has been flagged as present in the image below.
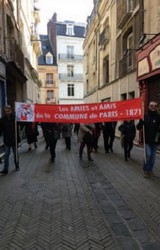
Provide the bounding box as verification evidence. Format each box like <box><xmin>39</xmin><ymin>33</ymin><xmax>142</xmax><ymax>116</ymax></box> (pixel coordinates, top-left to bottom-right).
<box><xmin>45</xmin><ymin>123</ymin><xmax>61</xmax><ymax>162</ymax></box>
<box><xmin>93</xmin><ymin>123</ymin><xmax>101</xmax><ymax>152</ymax></box>
<box><xmin>25</xmin><ymin>122</ymin><xmax>39</xmax><ymax>151</ymax></box>
<box><xmin>74</xmin><ymin>123</ymin><xmax>80</xmax><ymax>136</ymax></box>
<box><xmin>137</xmin><ymin>101</ymin><xmax>160</xmax><ymax>178</ymax></box>
<box><xmin>78</xmin><ymin>123</ymin><xmax>95</xmax><ymax>161</ymax></box>
<box><xmin>61</xmin><ymin>123</ymin><xmax>73</xmax><ymax>150</ymax></box>
<box><xmin>0</xmin><ymin>105</ymin><xmax>20</xmax><ymax>175</ymax></box>
<box><xmin>41</xmin><ymin>122</ymin><xmax>50</xmax><ymax>150</ymax></box>
<box><xmin>118</xmin><ymin>120</ymin><xmax>136</xmax><ymax>161</ymax></box>
<box><xmin>102</xmin><ymin>121</ymin><xmax>117</xmax><ymax>153</ymax></box>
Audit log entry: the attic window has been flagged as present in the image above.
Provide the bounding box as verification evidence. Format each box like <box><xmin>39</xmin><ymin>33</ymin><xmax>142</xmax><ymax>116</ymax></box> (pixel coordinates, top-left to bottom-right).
<box><xmin>66</xmin><ymin>24</ymin><xmax>74</xmax><ymax>36</ymax></box>
<box><xmin>46</xmin><ymin>52</ymin><xmax>53</xmax><ymax>64</ymax></box>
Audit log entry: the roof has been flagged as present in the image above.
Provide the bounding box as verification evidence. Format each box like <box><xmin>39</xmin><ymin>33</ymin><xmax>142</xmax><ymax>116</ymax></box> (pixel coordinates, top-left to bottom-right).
<box><xmin>56</xmin><ymin>22</ymin><xmax>86</xmax><ymax>38</ymax></box>
<box><xmin>38</xmin><ymin>35</ymin><xmax>56</xmax><ymax>65</ymax></box>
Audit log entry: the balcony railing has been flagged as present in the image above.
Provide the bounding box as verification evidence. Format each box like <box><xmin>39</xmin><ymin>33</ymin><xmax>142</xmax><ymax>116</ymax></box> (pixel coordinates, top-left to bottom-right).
<box><xmin>99</xmin><ymin>27</ymin><xmax>110</xmax><ymax>46</ymax></box>
<box><xmin>5</xmin><ymin>37</ymin><xmax>24</xmax><ymax>72</ymax></box>
<box><xmin>117</xmin><ymin>1</ymin><xmax>133</xmax><ymax>29</ymax></box>
<box><xmin>46</xmin><ymin>98</ymin><xmax>56</xmax><ymax>104</ymax></box>
<box><xmin>58</xmin><ymin>54</ymin><xmax>83</xmax><ymax>61</ymax></box>
<box><xmin>45</xmin><ymin>80</ymin><xmax>55</xmax><ymax>86</ymax></box>
<box><xmin>59</xmin><ymin>73</ymin><xmax>84</xmax><ymax>81</ymax></box>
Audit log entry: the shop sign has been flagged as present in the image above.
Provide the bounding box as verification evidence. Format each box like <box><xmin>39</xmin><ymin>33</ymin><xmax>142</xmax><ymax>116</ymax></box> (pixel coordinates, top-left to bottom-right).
<box><xmin>150</xmin><ymin>45</ymin><xmax>160</xmax><ymax>70</ymax></box>
<box><xmin>137</xmin><ymin>57</ymin><xmax>149</xmax><ymax>77</ymax></box>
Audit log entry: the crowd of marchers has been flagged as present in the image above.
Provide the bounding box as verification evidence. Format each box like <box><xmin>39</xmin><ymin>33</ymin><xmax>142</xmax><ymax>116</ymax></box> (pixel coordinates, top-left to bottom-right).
<box><xmin>0</xmin><ymin>101</ymin><xmax>160</xmax><ymax>179</ymax></box>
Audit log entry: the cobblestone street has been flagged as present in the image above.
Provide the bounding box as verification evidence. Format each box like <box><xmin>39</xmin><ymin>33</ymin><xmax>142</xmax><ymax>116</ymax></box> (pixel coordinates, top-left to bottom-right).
<box><xmin>0</xmin><ymin>133</ymin><xmax>160</xmax><ymax>250</ymax></box>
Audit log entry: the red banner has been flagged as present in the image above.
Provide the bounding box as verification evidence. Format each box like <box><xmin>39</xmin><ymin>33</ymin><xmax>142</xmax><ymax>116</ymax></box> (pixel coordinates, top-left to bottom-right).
<box><xmin>16</xmin><ymin>98</ymin><xmax>142</xmax><ymax>123</ymax></box>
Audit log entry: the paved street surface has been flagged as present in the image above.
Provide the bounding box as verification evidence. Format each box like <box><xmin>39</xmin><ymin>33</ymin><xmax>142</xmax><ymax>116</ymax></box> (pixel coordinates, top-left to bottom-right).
<box><xmin>0</xmin><ymin>132</ymin><xmax>160</xmax><ymax>250</ymax></box>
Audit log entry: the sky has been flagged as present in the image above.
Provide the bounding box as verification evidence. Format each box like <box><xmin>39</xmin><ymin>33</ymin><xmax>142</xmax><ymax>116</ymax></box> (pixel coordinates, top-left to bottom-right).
<box><xmin>37</xmin><ymin>0</ymin><xmax>94</xmax><ymax>34</ymax></box>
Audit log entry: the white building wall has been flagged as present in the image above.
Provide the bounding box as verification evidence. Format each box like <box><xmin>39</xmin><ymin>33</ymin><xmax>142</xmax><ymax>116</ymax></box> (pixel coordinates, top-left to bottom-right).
<box><xmin>57</xmin><ymin>31</ymin><xmax>85</xmax><ymax>104</ymax></box>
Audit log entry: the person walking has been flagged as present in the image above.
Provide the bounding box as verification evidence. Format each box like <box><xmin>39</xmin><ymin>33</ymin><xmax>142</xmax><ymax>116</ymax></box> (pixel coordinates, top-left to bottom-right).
<box><xmin>0</xmin><ymin>105</ymin><xmax>20</xmax><ymax>175</ymax></box>
<box><xmin>45</xmin><ymin>123</ymin><xmax>61</xmax><ymax>163</ymax></box>
<box><xmin>102</xmin><ymin>121</ymin><xmax>117</xmax><ymax>153</ymax></box>
<box><xmin>41</xmin><ymin>122</ymin><xmax>50</xmax><ymax>150</ymax></box>
<box><xmin>93</xmin><ymin>123</ymin><xmax>101</xmax><ymax>152</ymax></box>
<box><xmin>61</xmin><ymin>123</ymin><xmax>73</xmax><ymax>150</ymax></box>
<box><xmin>74</xmin><ymin>123</ymin><xmax>80</xmax><ymax>136</ymax></box>
<box><xmin>137</xmin><ymin>101</ymin><xmax>160</xmax><ymax>178</ymax></box>
<box><xmin>25</xmin><ymin>122</ymin><xmax>39</xmax><ymax>151</ymax></box>
<box><xmin>78</xmin><ymin>123</ymin><xmax>95</xmax><ymax>161</ymax></box>
<box><xmin>118</xmin><ymin>120</ymin><xmax>136</xmax><ymax>161</ymax></box>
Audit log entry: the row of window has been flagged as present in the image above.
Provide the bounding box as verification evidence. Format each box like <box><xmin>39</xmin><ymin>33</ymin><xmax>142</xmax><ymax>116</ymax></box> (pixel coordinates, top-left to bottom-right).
<box><xmin>45</xmin><ymin>64</ymin><xmax>76</xmax><ymax>85</ymax></box>
<box><xmin>46</xmin><ymin>84</ymin><xmax>74</xmax><ymax>99</ymax></box>
<box><xmin>44</xmin><ymin>46</ymin><xmax>75</xmax><ymax>65</ymax></box>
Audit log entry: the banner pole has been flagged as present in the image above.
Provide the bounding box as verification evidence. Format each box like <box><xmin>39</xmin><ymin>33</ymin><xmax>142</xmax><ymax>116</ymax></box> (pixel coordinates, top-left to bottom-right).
<box><xmin>14</xmin><ymin>102</ymin><xmax>18</xmax><ymax>166</ymax></box>
<box><xmin>142</xmin><ymin>101</ymin><xmax>146</xmax><ymax>165</ymax></box>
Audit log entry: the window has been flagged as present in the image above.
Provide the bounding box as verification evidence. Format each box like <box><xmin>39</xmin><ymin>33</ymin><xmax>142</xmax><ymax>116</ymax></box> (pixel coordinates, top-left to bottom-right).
<box><xmin>67</xmin><ymin>84</ymin><xmax>74</xmax><ymax>96</ymax></box>
<box><xmin>103</xmin><ymin>55</ymin><xmax>109</xmax><ymax>84</ymax></box>
<box><xmin>121</xmin><ymin>93</ymin><xmax>127</xmax><ymax>100</ymax></box>
<box><xmin>47</xmin><ymin>90</ymin><xmax>54</xmax><ymax>99</ymax></box>
<box><xmin>129</xmin><ymin>91</ymin><xmax>135</xmax><ymax>99</ymax></box>
<box><xmin>127</xmin><ymin>0</ymin><xmax>133</xmax><ymax>12</ymax></box>
<box><xmin>86</xmin><ymin>80</ymin><xmax>89</xmax><ymax>94</ymax></box>
<box><xmin>46</xmin><ymin>53</ymin><xmax>53</xmax><ymax>64</ymax></box>
<box><xmin>67</xmin><ymin>65</ymin><xmax>74</xmax><ymax>77</ymax></box>
<box><xmin>42</xmin><ymin>45</ymin><xmax>47</xmax><ymax>49</ymax></box>
<box><xmin>46</xmin><ymin>73</ymin><xmax>53</xmax><ymax>85</ymax></box>
<box><xmin>127</xmin><ymin>33</ymin><xmax>133</xmax><ymax>68</ymax></box>
<box><xmin>66</xmin><ymin>24</ymin><xmax>74</xmax><ymax>36</ymax></box>
<box><xmin>67</xmin><ymin>46</ymin><xmax>74</xmax><ymax>59</ymax></box>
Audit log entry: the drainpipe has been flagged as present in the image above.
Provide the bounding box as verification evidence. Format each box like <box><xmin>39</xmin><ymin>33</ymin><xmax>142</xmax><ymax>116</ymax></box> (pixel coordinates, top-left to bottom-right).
<box><xmin>96</xmin><ymin>8</ymin><xmax>100</xmax><ymax>103</ymax></box>
<box><xmin>2</xmin><ymin>0</ymin><xmax>7</xmax><ymax>106</ymax></box>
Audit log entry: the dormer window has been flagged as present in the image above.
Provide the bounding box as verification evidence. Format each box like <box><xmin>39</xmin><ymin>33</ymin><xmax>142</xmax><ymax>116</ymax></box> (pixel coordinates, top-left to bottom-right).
<box><xmin>66</xmin><ymin>24</ymin><xmax>74</xmax><ymax>36</ymax></box>
<box><xmin>46</xmin><ymin>52</ymin><xmax>53</xmax><ymax>64</ymax></box>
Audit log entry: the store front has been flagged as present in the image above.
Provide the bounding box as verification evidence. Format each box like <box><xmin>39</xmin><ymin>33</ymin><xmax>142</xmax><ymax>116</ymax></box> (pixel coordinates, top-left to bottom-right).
<box><xmin>0</xmin><ymin>56</ymin><xmax>7</xmax><ymax>146</ymax></box>
<box><xmin>137</xmin><ymin>34</ymin><xmax>160</xmax><ymax>144</ymax></box>
<box><xmin>0</xmin><ymin>59</ymin><xmax>7</xmax><ymax>117</ymax></box>
<box><xmin>137</xmin><ymin>34</ymin><xmax>160</xmax><ymax>113</ymax></box>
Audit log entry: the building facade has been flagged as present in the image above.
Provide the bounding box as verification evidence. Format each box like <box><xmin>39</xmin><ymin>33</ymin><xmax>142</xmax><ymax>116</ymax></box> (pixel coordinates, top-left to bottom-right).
<box><xmin>84</xmin><ymin>0</ymin><xmax>160</xmax><ymax>109</ymax></box>
<box><xmin>84</xmin><ymin>0</ymin><xmax>143</xmax><ymax>105</ymax></box>
<box><xmin>48</xmin><ymin>14</ymin><xmax>86</xmax><ymax>104</ymax></box>
<box><xmin>136</xmin><ymin>0</ymin><xmax>160</xmax><ymax>114</ymax></box>
<box><xmin>20</xmin><ymin>0</ymin><xmax>41</xmax><ymax>104</ymax></box>
<box><xmin>0</xmin><ymin>0</ymin><xmax>27</xmax><ymax>110</ymax></box>
<box><xmin>0</xmin><ymin>0</ymin><xmax>41</xmax><ymax>113</ymax></box>
<box><xmin>38</xmin><ymin>35</ymin><xmax>58</xmax><ymax>104</ymax></box>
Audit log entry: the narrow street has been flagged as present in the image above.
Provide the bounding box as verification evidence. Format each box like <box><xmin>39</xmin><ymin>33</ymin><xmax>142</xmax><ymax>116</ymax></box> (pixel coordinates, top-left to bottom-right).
<box><xmin>0</xmin><ymin>133</ymin><xmax>160</xmax><ymax>250</ymax></box>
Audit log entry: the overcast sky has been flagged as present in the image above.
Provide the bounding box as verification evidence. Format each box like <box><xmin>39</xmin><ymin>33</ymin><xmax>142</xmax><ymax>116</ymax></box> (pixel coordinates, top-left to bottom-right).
<box><xmin>37</xmin><ymin>0</ymin><xmax>93</xmax><ymax>34</ymax></box>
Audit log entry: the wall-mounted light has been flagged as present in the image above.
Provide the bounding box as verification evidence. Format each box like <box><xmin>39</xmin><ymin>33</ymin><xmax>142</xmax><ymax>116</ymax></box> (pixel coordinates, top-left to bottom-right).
<box><xmin>123</xmin><ymin>48</ymin><xmax>138</xmax><ymax>56</ymax></box>
<box><xmin>139</xmin><ymin>33</ymin><xmax>160</xmax><ymax>44</ymax></box>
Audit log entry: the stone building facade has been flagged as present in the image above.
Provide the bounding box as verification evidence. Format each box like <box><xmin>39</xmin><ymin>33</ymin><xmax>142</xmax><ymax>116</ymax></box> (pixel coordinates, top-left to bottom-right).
<box><xmin>84</xmin><ymin>0</ymin><xmax>160</xmax><ymax>106</ymax></box>
<box><xmin>0</xmin><ymin>0</ymin><xmax>41</xmax><ymax>113</ymax></box>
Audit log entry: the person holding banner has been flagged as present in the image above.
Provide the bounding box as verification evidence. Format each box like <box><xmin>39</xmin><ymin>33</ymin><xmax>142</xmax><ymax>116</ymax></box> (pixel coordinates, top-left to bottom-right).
<box><xmin>137</xmin><ymin>101</ymin><xmax>160</xmax><ymax>178</ymax></box>
<box><xmin>0</xmin><ymin>105</ymin><xmax>20</xmax><ymax>175</ymax></box>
